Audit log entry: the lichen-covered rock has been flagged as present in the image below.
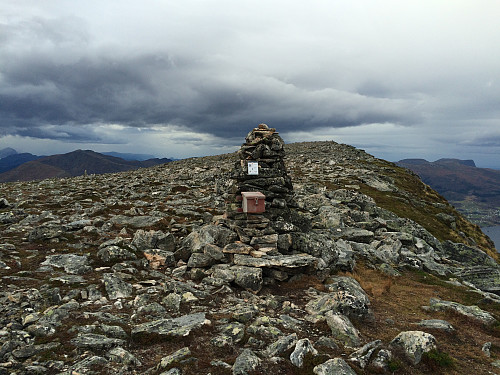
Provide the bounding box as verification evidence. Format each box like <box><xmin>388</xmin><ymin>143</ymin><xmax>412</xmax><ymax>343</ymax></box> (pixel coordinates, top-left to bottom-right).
<box><xmin>107</xmin><ymin>346</ymin><xmax>142</xmax><ymax>366</ymax></box>
<box><xmin>41</xmin><ymin>254</ymin><xmax>92</xmax><ymax>274</ymax></box>
<box><xmin>290</xmin><ymin>338</ymin><xmax>318</xmax><ymax>367</ymax></box>
<box><xmin>264</xmin><ymin>333</ymin><xmax>298</xmax><ymax>358</ymax></box>
<box><xmin>181</xmin><ymin>224</ymin><xmax>238</xmax><ymax>253</ymax></box>
<box><xmin>158</xmin><ymin>347</ymin><xmax>191</xmax><ymax>369</ymax></box>
<box><xmin>313</xmin><ymin>358</ymin><xmax>357</xmax><ymax>375</ymax></box>
<box><xmin>232</xmin><ymin>266</ymin><xmax>263</xmax><ymax>293</ymax></box>
<box><xmin>132</xmin><ymin>229</ymin><xmax>176</xmax><ymax>252</ymax></box>
<box><xmin>306</xmin><ymin>276</ymin><xmax>373</xmax><ymax>322</ymax></box>
<box><xmin>102</xmin><ymin>273</ymin><xmax>133</xmax><ymax>300</ymax></box>
<box><xmin>97</xmin><ymin>245</ymin><xmax>137</xmax><ymax>264</ymax></box>
<box><xmin>187</xmin><ymin>252</ymin><xmax>215</xmax><ymax>268</ymax></box>
<box><xmin>70</xmin><ymin>333</ymin><xmax>125</xmax><ymax>351</ymax></box>
<box><xmin>370</xmin><ymin>349</ymin><xmax>392</xmax><ymax>372</ymax></box>
<box><xmin>211</xmin><ymin>322</ymin><xmax>246</xmax><ymax>347</ymax></box>
<box><xmin>325</xmin><ymin>312</ymin><xmax>360</xmax><ymax>348</ymax></box>
<box><xmin>131</xmin><ymin>312</ymin><xmax>210</xmax><ymax>339</ymax></box>
<box><xmin>348</xmin><ymin>340</ymin><xmax>381</xmax><ymax>369</ymax></box>
<box><xmin>390</xmin><ymin>330</ymin><xmax>437</xmax><ymax>365</ymax></box>
<box><xmin>232</xmin><ymin>349</ymin><xmax>261</xmax><ymax>375</ymax></box>
<box><xmin>424</xmin><ymin>298</ymin><xmax>497</xmax><ymax>326</ymax></box>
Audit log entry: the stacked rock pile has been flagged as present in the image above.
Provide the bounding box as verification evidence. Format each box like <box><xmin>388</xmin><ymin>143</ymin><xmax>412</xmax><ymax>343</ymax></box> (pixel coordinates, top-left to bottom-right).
<box><xmin>218</xmin><ymin>124</ymin><xmax>313</xmax><ymax>261</ymax></box>
<box><xmin>178</xmin><ymin>124</ymin><xmax>320</xmax><ymax>292</ymax></box>
<box><xmin>233</xmin><ymin>123</ymin><xmax>294</xmax><ymax>212</ymax></box>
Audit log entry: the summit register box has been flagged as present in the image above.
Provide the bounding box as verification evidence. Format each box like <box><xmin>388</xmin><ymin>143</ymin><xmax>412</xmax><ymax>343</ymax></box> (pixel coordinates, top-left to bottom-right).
<box><xmin>241</xmin><ymin>192</ymin><xmax>266</xmax><ymax>214</ymax></box>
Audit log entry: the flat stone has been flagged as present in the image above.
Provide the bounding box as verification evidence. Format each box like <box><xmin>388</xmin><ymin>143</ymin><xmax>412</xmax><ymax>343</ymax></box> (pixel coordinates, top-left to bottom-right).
<box><xmin>131</xmin><ymin>312</ymin><xmax>209</xmax><ymax>339</ymax></box>
<box><xmin>233</xmin><ymin>254</ymin><xmax>317</xmax><ymax>268</ymax></box>
<box><xmin>332</xmin><ymin>228</ymin><xmax>374</xmax><ymax>243</ymax></box>
<box><xmin>110</xmin><ymin>215</ymin><xmax>163</xmax><ymax>228</ymax></box>
<box><xmin>223</xmin><ymin>242</ymin><xmax>254</xmax><ymax>254</ymax></box>
<box><xmin>41</xmin><ymin>254</ymin><xmax>91</xmax><ymax>274</ymax></box>
<box><xmin>70</xmin><ymin>333</ymin><xmax>125</xmax><ymax>351</ymax></box>
<box><xmin>416</xmin><ymin>319</ymin><xmax>454</xmax><ymax>332</ymax></box>
<box><xmin>424</xmin><ymin>298</ymin><xmax>497</xmax><ymax>326</ymax></box>
<box><xmin>159</xmin><ymin>347</ymin><xmax>191</xmax><ymax>368</ymax></box>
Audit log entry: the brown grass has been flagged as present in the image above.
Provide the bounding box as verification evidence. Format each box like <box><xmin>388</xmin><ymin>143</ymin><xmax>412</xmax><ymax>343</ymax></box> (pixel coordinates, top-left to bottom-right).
<box><xmin>349</xmin><ymin>264</ymin><xmax>500</xmax><ymax>375</ymax></box>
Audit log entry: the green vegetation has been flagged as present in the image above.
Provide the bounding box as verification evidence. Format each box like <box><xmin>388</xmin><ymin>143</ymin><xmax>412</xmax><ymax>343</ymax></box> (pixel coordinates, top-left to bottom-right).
<box><xmin>422</xmin><ymin>349</ymin><xmax>454</xmax><ymax>369</ymax></box>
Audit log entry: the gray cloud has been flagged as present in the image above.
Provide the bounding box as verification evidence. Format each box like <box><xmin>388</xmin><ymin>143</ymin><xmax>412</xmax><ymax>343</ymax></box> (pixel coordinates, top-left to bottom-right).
<box><xmin>1</xmin><ymin>1</ymin><xmax>500</xmax><ymax>165</ymax></box>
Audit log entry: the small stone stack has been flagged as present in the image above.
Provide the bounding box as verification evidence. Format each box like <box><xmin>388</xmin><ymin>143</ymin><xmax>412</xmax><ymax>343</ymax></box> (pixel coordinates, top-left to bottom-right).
<box><xmin>223</xmin><ymin>124</ymin><xmax>296</xmax><ymax>257</ymax></box>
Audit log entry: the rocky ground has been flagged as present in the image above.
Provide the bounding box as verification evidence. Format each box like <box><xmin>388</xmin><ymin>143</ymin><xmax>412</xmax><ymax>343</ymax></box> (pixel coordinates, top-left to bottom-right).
<box><xmin>1</xmin><ymin>140</ymin><xmax>500</xmax><ymax>374</ymax></box>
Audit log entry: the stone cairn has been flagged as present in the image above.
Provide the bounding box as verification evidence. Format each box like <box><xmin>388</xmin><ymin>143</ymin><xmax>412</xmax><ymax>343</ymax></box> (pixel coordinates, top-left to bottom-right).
<box><xmin>184</xmin><ymin>124</ymin><xmax>318</xmax><ymax>293</ymax></box>
<box><xmin>224</xmin><ymin>124</ymin><xmax>295</xmax><ymax>257</ymax></box>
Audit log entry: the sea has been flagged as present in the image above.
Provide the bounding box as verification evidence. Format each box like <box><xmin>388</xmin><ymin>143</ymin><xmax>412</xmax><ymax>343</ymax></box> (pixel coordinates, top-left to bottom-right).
<box><xmin>482</xmin><ymin>225</ymin><xmax>500</xmax><ymax>252</ymax></box>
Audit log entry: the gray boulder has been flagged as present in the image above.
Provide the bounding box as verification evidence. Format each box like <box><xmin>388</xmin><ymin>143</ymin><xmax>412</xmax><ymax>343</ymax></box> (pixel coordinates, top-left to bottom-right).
<box><xmin>102</xmin><ymin>274</ymin><xmax>133</xmax><ymax>300</ymax></box>
<box><xmin>131</xmin><ymin>312</ymin><xmax>209</xmax><ymax>339</ymax></box>
<box><xmin>232</xmin><ymin>349</ymin><xmax>261</xmax><ymax>375</ymax></box>
<box><xmin>390</xmin><ymin>330</ymin><xmax>437</xmax><ymax>365</ymax></box>
<box><xmin>424</xmin><ymin>298</ymin><xmax>497</xmax><ymax>326</ymax></box>
<box><xmin>313</xmin><ymin>358</ymin><xmax>357</xmax><ymax>375</ymax></box>
<box><xmin>132</xmin><ymin>229</ymin><xmax>176</xmax><ymax>252</ymax></box>
<box><xmin>306</xmin><ymin>276</ymin><xmax>373</xmax><ymax>322</ymax></box>
<box><xmin>290</xmin><ymin>338</ymin><xmax>318</xmax><ymax>367</ymax></box>
<box><xmin>181</xmin><ymin>224</ymin><xmax>237</xmax><ymax>253</ymax></box>
<box><xmin>97</xmin><ymin>245</ymin><xmax>137</xmax><ymax>264</ymax></box>
<box><xmin>232</xmin><ymin>266</ymin><xmax>263</xmax><ymax>293</ymax></box>
<box><xmin>70</xmin><ymin>333</ymin><xmax>125</xmax><ymax>351</ymax></box>
<box><xmin>264</xmin><ymin>333</ymin><xmax>298</xmax><ymax>358</ymax></box>
<box><xmin>325</xmin><ymin>311</ymin><xmax>360</xmax><ymax>348</ymax></box>
<box><xmin>41</xmin><ymin>254</ymin><xmax>91</xmax><ymax>274</ymax></box>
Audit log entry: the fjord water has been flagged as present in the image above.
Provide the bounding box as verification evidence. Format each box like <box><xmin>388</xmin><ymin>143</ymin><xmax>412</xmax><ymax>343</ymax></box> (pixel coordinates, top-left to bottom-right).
<box><xmin>482</xmin><ymin>225</ymin><xmax>500</xmax><ymax>252</ymax></box>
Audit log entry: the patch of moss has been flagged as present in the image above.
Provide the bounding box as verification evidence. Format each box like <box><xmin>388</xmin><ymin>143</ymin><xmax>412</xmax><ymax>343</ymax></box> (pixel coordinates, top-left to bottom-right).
<box><xmin>421</xmin><ymin>349</ymin><xmax>455</xmax><ymax>371</ymax></box>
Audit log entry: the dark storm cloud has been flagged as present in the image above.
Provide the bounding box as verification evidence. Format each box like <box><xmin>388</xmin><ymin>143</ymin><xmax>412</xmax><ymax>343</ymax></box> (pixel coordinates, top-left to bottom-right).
<box><xmin>0</xmin><ymin>48</ymin><xmax>417</xmax><ymax>143</ymax></box>
<box><xmin>2</xmin><ymin>0</ymin><xmax>500</xmax><ymax>164</ymax></box>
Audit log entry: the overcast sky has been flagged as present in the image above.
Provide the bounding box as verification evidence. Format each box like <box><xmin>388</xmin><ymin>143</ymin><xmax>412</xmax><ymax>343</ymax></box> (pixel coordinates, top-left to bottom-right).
<box><xmin>1</xmin><ymin>1</ymin><xmax>500</xmax><ymax>167</ymax></box>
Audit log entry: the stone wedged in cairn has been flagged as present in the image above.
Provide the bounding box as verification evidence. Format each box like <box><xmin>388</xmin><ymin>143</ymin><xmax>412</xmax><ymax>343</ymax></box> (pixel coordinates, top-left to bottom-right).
<box><xmin>182</xmin><ymin>124</ymin><xmax>322</xmax><ymax>292</ymax></box>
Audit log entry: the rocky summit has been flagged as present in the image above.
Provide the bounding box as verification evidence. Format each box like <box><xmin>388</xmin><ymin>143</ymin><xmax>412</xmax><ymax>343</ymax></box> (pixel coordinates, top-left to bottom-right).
<box><xmin>1</xmin><ymin>126</ymin><xmax>500</xmax><ymax>375</ymax></box>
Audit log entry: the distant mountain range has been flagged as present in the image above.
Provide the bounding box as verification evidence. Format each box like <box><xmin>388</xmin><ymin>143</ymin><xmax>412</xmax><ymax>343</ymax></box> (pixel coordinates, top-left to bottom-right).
<box><xmin>0</xmin><ymin>148</ymin><xmax>171</xmax><ymax>182</ymax></box>
<box><xmin>397</xmin><ymin>158</ymin><xmax>500</xmax><ymax>225</ymax></box>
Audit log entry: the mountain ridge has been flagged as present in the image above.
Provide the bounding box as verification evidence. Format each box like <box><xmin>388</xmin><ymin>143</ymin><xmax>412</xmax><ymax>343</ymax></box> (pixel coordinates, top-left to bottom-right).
<box><xmin>0</xmin><ymin>149</ymin><xmax>171</xmax><ymax>182</ymax></box>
